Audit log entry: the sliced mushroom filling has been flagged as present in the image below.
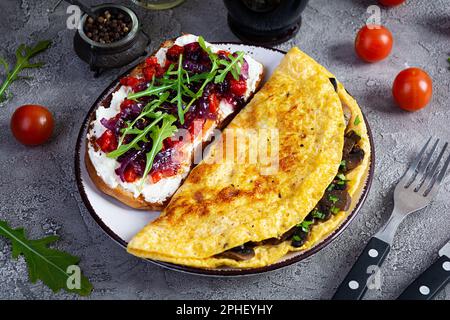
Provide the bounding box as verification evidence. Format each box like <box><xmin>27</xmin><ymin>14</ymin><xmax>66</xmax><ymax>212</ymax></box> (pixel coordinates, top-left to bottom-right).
<box><xmin>215</xmin><ymin>128</ymin><xmax>365</xmax><ymax>261</ymax></box>
<box><xmin>216</xmin><ymin>81</ymin><xmax>365</xmax><ymax>260</ymax></box>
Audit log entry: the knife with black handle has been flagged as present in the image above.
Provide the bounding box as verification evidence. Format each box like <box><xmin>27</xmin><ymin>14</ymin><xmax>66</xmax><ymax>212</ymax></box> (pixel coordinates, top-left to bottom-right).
<box><xmin>332</xmin><ymin>138</ymin><xmax>450</xmax><ymax>300</ymax></box>
<box><xmin>397</xmin><ymin>240</ymin><xmax>450</xmax><ymax>300</ymax></box>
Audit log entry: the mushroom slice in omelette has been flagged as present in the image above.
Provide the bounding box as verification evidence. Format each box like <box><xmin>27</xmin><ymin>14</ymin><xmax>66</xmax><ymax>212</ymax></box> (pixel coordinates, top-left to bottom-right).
<box><xmin>127</xmin><ymin>47</ymin><xmax>371</xmax><ymax>269</ymax></box>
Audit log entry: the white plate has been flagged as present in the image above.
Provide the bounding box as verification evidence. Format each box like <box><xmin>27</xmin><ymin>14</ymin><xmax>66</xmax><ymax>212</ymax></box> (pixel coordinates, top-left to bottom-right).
<box><xmin>75</xmin><ymin>43</ymin><xmax>374</xmax><ymax>276</ymax></box>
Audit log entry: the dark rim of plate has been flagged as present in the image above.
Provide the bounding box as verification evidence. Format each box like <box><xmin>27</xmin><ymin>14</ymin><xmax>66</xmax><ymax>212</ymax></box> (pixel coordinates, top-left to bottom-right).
<box><xmin>74</xmin><ymin>43</ymin><xmax>375</xmax><ymax>277</ymax></box>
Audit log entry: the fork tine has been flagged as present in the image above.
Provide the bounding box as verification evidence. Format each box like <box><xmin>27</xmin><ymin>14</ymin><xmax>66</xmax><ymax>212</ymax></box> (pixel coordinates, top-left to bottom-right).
<box><xmin>426</xmin><ymin>146</ymin><xmax>450</xmax><ymax>196</ymax></box>
<box><xmin>420</xmin><ymin>142</ymin><xmax>447</xmax><ymax>191</ymax></box>
<box><xmin>413</xmin><ymin>139</ymin><xmax>439</xmax><ymax>190</ymax></box>
<box><xmin>417</xmin><ymin>139</ymin><xmax>439</xmax><ymax>176</ymax></box>
<box><xmin>401</xmin><ymin>137</ymin><xmax>432</xmax><ymax>186</ymax></box>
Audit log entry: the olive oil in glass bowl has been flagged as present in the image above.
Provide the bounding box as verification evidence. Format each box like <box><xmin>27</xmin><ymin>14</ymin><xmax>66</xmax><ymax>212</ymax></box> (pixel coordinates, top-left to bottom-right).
<box><xmin>130</xmin><ymin>0</ymin><xmax>185</xmax><ymax>10</ymax></box>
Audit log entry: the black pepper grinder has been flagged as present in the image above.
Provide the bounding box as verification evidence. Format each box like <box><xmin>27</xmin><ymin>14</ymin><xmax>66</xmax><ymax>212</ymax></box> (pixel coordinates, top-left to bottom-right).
<box><xmin>223</xmin><ymin>0</ymin><xmax>309</xmax><ymax>45</ymax></box>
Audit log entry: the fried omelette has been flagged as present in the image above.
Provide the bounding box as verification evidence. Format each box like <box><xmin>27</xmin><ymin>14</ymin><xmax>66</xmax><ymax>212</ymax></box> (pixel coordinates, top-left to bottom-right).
<box><xmin>127</xmin><ymin>47</ymin><xmax>371</xmax><ymax>268</ymax></box>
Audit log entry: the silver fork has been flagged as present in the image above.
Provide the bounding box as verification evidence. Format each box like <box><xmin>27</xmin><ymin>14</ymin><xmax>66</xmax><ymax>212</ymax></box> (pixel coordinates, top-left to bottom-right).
<box><xmin>333</xmin><ymin>137</ymin><xmax>450</xmax><ymax>300</ymax></box>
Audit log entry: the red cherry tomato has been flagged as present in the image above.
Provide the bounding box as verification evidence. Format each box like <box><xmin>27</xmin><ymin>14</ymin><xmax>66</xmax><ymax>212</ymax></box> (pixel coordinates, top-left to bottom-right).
<box><xmin>355</xmin><ymin>25</ymin><xmax>393</xmax><ymax>62</ymax></box>
<box><xmin>10</xmin><ymin>105</ymin><xmax>54</xmax><ymax>146</ymax></box>
<box><xmin>392</xmin><ymin>68</ymin><xmax>432</xmax><ymax>112</ymax></box>
<box><xmin>379</xmin><ymin>0</ymin><xmax>405</xmax><ymax>6</ymax></box>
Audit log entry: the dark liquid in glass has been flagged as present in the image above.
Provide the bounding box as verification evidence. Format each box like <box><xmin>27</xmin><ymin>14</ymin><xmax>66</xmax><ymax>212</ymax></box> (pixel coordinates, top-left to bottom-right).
<box><xmin>224</xmin><ymin>0</ymin><xmax>309</xmax><ymax>45</ymax></box>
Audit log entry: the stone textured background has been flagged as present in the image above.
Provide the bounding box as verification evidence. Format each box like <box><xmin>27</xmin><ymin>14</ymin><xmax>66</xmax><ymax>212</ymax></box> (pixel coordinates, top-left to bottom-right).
<box><xmin>0</xmin><ymin>0</ymin><xmax>449</xmax><ymax>300</ymax></box>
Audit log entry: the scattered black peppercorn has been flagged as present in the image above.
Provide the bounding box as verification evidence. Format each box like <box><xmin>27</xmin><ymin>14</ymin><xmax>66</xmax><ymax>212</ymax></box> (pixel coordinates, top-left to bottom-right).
<box><xmin>84</xmin><ymin>9</ymin><xmax>132</xmax><ymax>44</ymax></box>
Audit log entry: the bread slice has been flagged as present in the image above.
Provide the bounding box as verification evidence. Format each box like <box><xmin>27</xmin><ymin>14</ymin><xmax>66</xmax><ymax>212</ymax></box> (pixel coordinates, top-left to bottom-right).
<box><xmin>85</xmin><ymin>35</ymin><xmax>264</xmax><ymax>210</ymax></box>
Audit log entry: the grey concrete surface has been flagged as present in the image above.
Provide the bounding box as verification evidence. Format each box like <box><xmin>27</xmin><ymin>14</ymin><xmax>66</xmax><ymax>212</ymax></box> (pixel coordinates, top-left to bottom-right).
<box><xmin>0</xmin><ymin>0</ymin><xmax>449</xmax><ymax>300</ymax></box>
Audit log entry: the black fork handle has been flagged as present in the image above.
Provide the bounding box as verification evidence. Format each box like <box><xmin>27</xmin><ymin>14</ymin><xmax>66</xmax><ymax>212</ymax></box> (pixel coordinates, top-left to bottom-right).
<box><xmin>332</xmin><ymin>237</ymin><xmax>390</xmax><ymax>300</ymax></box>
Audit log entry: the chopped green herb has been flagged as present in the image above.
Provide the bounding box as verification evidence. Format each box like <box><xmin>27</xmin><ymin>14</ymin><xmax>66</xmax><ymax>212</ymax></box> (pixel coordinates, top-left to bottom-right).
<box><xmin>327</xmin><ymin>183</ymin><xmax>335</xmax><ymax>192</ymax></box>
<box><xmin>329</xmin><ymin>194</ymin><xmax>339</xmax><ymax>203</ymax></box>
<box><xmin>340</xmin><ymin>160</ymin><xmax>347</xmax><ymax>171</ymax></box>
<box><xmin>337</xmin><ymin>173</ymin><xmax>346</xmax><ymax>181</ymax></box>
<box><xmin>312</xmin><ymin>209</ymin><xmax>326</xmax><ymax>220</ymax></box>
<box><xmin>337</xmin><ymin>180</ymin><xmax>346</xmax><ymax>185</ymax></box>
<box><xmin>297</xmin><ymin>220</ymin><xmax>314</xmax><ymax>233</ymax></box>
<box><xmin>354</xmin><ymin>115</ymin><xmax>361</xmax><ymax>126</ymax></box>
<box><xmin>292</xmin><ymin>235</ymin><xmax>301</xmax><ymax>242</ymax></box>
<box><xmin>331</xmin><ymin>206</ymin><xmax>340</xmax><ymax>214</ymax></box>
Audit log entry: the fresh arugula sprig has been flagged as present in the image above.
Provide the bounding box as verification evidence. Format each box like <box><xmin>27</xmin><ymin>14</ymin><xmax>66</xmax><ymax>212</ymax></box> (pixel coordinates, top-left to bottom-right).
<box><xmin>107</xmin><ymin>112</ymin><xmax>167</xmax><ymax>159</ymax></box>
<box><xmin>0</xmin><ymin>40</ymin><xmax>51</xmax><ymax>103</ymax></box>
<box><xmin>118</xmin><ymin>93</ymin><xmax>170</xmax><ymax>147</ymax></box>
<box><xmin>141</xmin><ymin>115</ymin><xmax>178</xmax><ymax>187</ymax></box>
<box><xmin>110</xmin><ymin>37</ymin><xmax>247</xmax><ymax>182</ymax></box>
<box><xmin>128</xmin><ymin>82</ymin><xmax>176</xmax><ymax>101</ymax></box>
<box><xmin>128</xmin><ymin>36</ymin><xmax>245</xmax><ymax>124</ymax></box>
<box><xmin>215</xmin><ymin>51</ymin><xmax>245</xmax><ymax>83</ymax></box>
<box><xmin>174</xmin><ymin>54</ymin><xmax>186</xmax><ymax>124</ymax></box>
<box><xmin>198</xmin><ymin>36</ymin><xmax>245</xmax><ymax>83</ymax></box>
<box><xmin>0</xmin><ymin>220</ymin><xmax>93</xmax><ymax>296</ymax></box>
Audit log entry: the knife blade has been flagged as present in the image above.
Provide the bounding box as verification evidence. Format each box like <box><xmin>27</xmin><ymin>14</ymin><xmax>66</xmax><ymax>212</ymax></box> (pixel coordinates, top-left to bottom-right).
<box><xmin>438</xmin><ymin>240</ymin><xmax>450</xmax><ymax>258</ymax></box>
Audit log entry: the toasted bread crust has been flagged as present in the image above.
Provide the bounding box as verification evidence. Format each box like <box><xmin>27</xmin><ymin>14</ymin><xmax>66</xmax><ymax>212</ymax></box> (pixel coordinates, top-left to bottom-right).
<box><xmin>85</xmin><ymin>37</ymin><xmax>264</xmax><ymax>210</ymax></box>
<box><xmin>85</xmin><ymin>147</ymin><xmax>166</xmax><ymax>210</ymax></box>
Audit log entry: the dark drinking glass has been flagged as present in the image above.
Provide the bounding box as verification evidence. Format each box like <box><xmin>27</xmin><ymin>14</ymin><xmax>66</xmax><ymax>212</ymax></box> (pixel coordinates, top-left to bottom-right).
<box><xmin>223</xmin><ymin>0</ymin><xmax>309</xmax><ymax>45</ymax></box>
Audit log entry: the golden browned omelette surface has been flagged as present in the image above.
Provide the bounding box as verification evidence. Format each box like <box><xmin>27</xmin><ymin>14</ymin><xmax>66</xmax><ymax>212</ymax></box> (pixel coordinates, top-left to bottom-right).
<box><xmin>127</xmin><ymin>47</ymin><xmax>348</xmax><ymax>267</ymax></box>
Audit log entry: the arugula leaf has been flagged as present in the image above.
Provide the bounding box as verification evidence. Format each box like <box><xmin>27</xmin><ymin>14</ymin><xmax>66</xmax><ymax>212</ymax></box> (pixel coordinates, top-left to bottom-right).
<box><xmin>107</xmin><ymin>112</ymin><xmax>166</xmax><ymax>159</ymax></box>
<box><xmin>141</xmin><ymin>114</ymin><xmax>178</xmax><ymax>186</ymax></box>
<box><xmin>175</xmin><ymin>54</ymin><xmax>185</xmax><ymax>124</ymax></box>
<box><xmin>198</xmin><ymin>36</ymin><xmax>216</xmax><ymax>60</ymax></box>
<box><xmin>0</xmin><ymin>220</ymin><xmax>93</xmax><ymax>296</ymax></box>
<box><xmin>214</xmin><ymin>51</ymin><xmax>245</xmax><ymax>83</ymax></box>
<box><xmin>128</xmin><ymin>82</ymin><xmax>176</xmax><ymax>101</ymax></box>
<box><xmin>118</xmin><ymin>93</ymin><xmax>169</xmax><ymax>147</ymax></box>
<box><xmin>0</xmin><ymin>40</ymin><xmax>51</xmax><ymax>103</ymax></box>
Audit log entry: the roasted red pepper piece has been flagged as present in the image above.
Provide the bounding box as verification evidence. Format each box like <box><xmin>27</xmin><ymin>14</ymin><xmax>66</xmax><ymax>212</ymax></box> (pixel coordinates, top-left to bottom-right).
<box><xmin>230</xmin><ymin>78</ymin><xmax>247</xmax><ymax>96</ymax></box>
<box><xmin>166</xmin><ymin>45</ymin><xmax>184</xmax><ymax>61</ymax></box>
<box><xmin>96</xmin><ymin>129</ymin><xmax>118</xmax><ymax>153</ymax></box>
<box><xmin>124</xmin><ymin>166</ymin><xmax>138</xmax><ymax>183</ymax></box>
<box><xmin>120</xmin><ymin>99</ymin><xmax>135</xmax><ymax>111</ymax></box>
<box><xmin>208</xmin><ymin>92</ymin><xmax>220</xmax><ymax>113</ymax></box>
<box><xmin>120</xmin><ymin>76</ymin><xmax>140</xmax><ymax>87</ymax></box>
<box><xmin>150</xmin><ymin>167</ymin><xmax>177</xmax><ymax>183</ymax></box>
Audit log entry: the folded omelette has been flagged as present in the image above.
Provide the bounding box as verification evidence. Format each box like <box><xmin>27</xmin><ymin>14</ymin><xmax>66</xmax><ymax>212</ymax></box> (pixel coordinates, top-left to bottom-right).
<box><xmin>127</xmin><ymin>47</ymin><xmax>371</xmax><ymax>268</ymax></box>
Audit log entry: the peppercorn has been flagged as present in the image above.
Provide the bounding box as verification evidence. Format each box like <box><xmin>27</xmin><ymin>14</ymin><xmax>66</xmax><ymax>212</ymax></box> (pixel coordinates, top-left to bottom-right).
<box><xmin>83</xmin><ymin>9</ymin><xmax>132</xmax><ymax>44</ymax></box>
